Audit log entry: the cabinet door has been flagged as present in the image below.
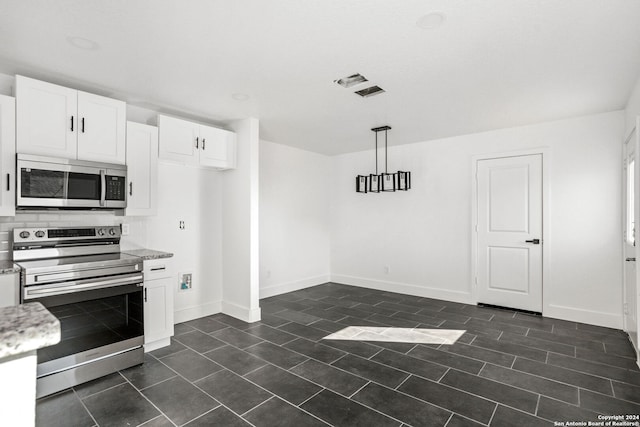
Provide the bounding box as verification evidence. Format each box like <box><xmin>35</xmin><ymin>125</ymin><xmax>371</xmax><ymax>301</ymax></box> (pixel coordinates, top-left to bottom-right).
<box><xmin>16</xmin><ymin>75</ymin><xmax>77</xmax><ymax>158</ymax></box>
<box><xmin>158</xmin><ymin>115</ymin><xmax>199</xmax><ymax>166</ymax></box>
<box><xmin>125</xmin><ymin>122</ymin><xmax>158</xmax><ymax>216</ymax></box>
<box><xmin>199</xmin><ymin>125</ymin><xmax>237</xmax><ymax>169</ymax></box>
<box><xmin>144</xmin><ymin>276</ymin><xmax>174</xmax><ymax>345</ymax></box>
<box><xmin>0</xmin><ymin>95</ymin><xmax>15</xmax><ymax>217</ymax></box>
<box><xmin>77</xmin><ymin>91</ymin><xmax>126</xmax><ymax>164</ymax></box>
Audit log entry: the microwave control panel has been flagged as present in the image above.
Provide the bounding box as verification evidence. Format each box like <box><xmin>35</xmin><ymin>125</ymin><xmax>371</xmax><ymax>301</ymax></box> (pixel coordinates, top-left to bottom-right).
<box><xmin>106</xmin><ymin>176</ymin><xmax>126</xmax><ymax>201</ymax></box>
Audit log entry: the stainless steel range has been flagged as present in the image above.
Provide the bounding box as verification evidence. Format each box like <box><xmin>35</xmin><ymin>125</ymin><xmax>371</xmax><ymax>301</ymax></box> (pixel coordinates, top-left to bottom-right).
<box><xmin>13</xmin><ymin>225</ymin><xmax>144</xmax><ymax>398</ymax></box>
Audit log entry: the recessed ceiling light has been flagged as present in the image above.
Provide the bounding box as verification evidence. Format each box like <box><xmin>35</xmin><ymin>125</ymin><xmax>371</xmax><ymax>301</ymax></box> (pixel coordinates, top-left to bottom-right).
<box><xmin>334</xmin><ymin>73</ymin><xmax>368</xmax><ymax>88</ymax></box>
<box><xmin>416</xmin><ymin>12</ymin><xmax>446</xmax><ymax>30</ymax></box>
<box><xmin>66</xmin><ymin>36</ymin><xmax>100</xmax><ymax>50</ymax></box>
<box><xmin>232</xmin><ymin>93</ymin><xmax>250</xmax><ymax>101</ymax></box>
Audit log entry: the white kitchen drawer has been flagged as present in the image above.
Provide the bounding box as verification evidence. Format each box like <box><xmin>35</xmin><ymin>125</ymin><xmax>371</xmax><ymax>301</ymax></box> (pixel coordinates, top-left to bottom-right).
<box><xmin>143</xmin><ymin>259</ymin><xmax>172</xmax><ymax>280</ymax></box>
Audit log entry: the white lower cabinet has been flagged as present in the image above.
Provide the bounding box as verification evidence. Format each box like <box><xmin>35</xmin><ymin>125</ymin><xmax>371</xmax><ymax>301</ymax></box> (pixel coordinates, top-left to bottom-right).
<box><xmin>143</xmin><ymin>259</ymin><xmax>174</xmax><ymax>352</ymax></box>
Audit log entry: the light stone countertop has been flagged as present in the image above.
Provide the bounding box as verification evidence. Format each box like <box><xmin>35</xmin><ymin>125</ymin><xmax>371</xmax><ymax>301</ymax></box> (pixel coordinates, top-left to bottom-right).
<box><xmin>0</xmin><ymin>302</ymin><xmax>60</xmax><ymax>359</ymax></box>
<box><xmin>122</xmin><ymin>249</ymin><xmax>174</xmax><ymax>260</ymax></box>
<box><xmin>0</xmin><ymin>260</ymin><xmax>21</xmax><ymax>275</ymax></box>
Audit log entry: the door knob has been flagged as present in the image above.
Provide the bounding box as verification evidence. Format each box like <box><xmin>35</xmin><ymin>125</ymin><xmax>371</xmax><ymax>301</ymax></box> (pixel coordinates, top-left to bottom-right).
<box><xmin>525</xmin><ymin>239</ymin><xmax>541</xmax><ymax>244</ymax></box>
<box><xmin>626</xmin><ymin>257</ymin><xmax>636</xmax><ymax>262</ymax></box>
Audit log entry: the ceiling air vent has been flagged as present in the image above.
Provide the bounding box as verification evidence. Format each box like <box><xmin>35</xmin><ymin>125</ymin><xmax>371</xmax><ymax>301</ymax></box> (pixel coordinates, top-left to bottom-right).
<box><xmin>334</xmin><ymin>73</ymin><xmax>368</xmax><ymax>88</ymax></box>
<box><xmin>355</xmin><ymin>85</ymin><xmax>385</xmax><ymax>98</ymax></box>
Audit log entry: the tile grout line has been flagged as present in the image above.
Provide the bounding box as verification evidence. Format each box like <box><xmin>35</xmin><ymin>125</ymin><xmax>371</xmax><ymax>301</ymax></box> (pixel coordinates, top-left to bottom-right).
<box><xmin>72</xmin><ymin>388</ymin><xmax>101</xmax><ymax>427</ymax></box>
<box><xmin>347</xmin><ymin>381</ymin><xmax>372</xmax><ymax>399</ymax></box>
<box><xmin>486</xmin><ymin>403</ymin><xmax>499</xmax><ymax>426</ymax></box>
<box><xmin>120</xmin><ymin>369</ymin><xmax>182</xmax><ymax>427</ymax></box>
<box><xmin>442</xmin><ymin>412</ymin><xmax>455</xmax><ymax>427</ymax></box>
<box><xmin>296</xmin><ymin>388</ymin><xmax>325</xmax><ymax>407</ymax></box>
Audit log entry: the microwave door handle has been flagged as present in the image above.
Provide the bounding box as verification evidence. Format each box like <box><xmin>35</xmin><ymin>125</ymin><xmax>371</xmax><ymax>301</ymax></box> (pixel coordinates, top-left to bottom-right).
<box><xmin>100</xmin><ymin>169</ymin><xmax>106</xmax><ymax>206</ymax></box>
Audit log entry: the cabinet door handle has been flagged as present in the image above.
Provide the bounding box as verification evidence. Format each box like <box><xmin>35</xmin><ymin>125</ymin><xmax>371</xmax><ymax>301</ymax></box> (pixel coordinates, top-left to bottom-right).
<box><xmin>70</xmin><ymin>116</ymin><xmax>74</xmax><ymax>131</ymax></box>
<box><xmin>81</xmin><ymin>117</ymin><xmax>85</xmax><ymax>133</ymax></box>
<box><xmin>202</xmin><ymin>138</ymin><xmax>206</xmax><ymax>150</ymax></box>
<box><xmin>150</xmin><ymin>266</ymin><xmax>166</xmax><ymax>271</ymax></box>
<box><xmin>196</xmin><ymin>137</ymin><xmax>199</xmax><ymax>149</ymax></box>
<box><xmin>525</xmin><ymin>239</ymin><xmax>541</xmax><ymax>244</ymax></box>
<box><xmin>144</xmin><ymin>287</ymin><xmax>148</xmax><ymax>302</ymax></box>
<box><xmin>6</xmin><ymin>174</ymin><xmax>9</xmax><ymax>192</ymax></box>
<box><xmin>129</xmin><ymin>182</ymin><xmax>133</xmax><ymax>196</ymax></box>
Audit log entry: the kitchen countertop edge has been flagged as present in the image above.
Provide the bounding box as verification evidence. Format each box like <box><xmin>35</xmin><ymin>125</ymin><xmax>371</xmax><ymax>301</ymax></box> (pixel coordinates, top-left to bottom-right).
<box><xmin>0</xmin><ymin>302</ymin><xmax>61</xmax><ymax>360</ymax></box>
<box><xmin>123</xmin><ymin>249</ymin><xmax>174</xmax><ymax>260</ymax></box>
<box><xmin>0</xmin><ymin>260</ymin><xmax>21</xmax><ymax>275</ymax></box>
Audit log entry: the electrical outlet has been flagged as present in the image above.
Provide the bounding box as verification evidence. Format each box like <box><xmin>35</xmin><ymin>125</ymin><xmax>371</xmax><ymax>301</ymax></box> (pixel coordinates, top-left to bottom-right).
<box><xmin>179</xmin><ymin>221</ymin><xmax>185</xmax><ymax>230</ymax></box>
<box><xmin>180</xmin><ymin>273</ymin><xmax>192</xmax><ymax>291</ymax></box>
<box><xmin>384</xmin><ymin>266</ymin><xmax>390</xmax><ymax>274</ymax></box>
<box><xmin>120</xmin><ymin>223</ymin><xmax>130</xmax><ymax>236</ymax></box>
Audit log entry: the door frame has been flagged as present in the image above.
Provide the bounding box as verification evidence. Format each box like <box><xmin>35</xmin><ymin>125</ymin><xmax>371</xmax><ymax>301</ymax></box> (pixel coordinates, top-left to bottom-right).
<box><xmin>622</xmin><ymin>118</ymin><xmax>640</xmax><ymax>358</ymax></box>
<box><xmin>471</xmin><ymin>147</ymin><xmax>550</xmax><ymax>313</ymax></box>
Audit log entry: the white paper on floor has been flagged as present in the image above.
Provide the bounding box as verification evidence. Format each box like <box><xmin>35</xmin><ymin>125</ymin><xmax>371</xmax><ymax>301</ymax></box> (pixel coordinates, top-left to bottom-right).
<box><xmin>321</xmin><ymin>327</ymin><xmax>466</xmax><ymax>345</ymax></box>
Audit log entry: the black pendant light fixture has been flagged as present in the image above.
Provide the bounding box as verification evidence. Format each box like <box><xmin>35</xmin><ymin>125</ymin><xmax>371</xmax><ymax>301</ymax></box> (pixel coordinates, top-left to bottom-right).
<box><xmin>356</xmin><ymin>126</ymin><xmax>411</xmax><ymax>194</ymax></box>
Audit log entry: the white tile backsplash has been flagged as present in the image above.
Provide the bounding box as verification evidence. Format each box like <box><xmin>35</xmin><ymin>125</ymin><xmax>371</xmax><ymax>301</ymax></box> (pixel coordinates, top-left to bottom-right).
<box><xmin>0</xmin><ymin>212</ymin><xmax>149</xmax><ymax>261</ymax></box>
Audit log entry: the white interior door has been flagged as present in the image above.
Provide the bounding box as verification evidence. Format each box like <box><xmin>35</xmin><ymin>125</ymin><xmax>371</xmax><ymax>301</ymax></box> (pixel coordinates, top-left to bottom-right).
<box><xmin>623</xmin><ymin>127</ymin><xmax>638</xmax><ymax>350</ymax></box>
<box><xmin>477</xmin><ymin>154</ymin><xmax>543</xmax><ymax>312</ymax></box>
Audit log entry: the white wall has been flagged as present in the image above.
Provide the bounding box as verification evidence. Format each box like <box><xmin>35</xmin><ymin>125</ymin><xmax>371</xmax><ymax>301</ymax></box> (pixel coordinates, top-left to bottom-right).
<box><xmin>330</xmin><ymin>111</ymin><xmax>625</xmax><ymax>328</ymax></box>
<box><xmin>145</xmin><ymin>162</ymin><xmax>223</xmax><ymax>323</ymax></box>
<box><xmin>625</xmin><ymin>74</ymin><xmax>640</xmax><ymax>136</ymax></box>
<box><xmin>259</xmin><ymin>140</ymin><xmax>331</xmax><ymax>298</ymax></box>
<box><xmin>222</xmin><ymin>118</ymin><xmax>261</xmax><ymax>322</ymax></box>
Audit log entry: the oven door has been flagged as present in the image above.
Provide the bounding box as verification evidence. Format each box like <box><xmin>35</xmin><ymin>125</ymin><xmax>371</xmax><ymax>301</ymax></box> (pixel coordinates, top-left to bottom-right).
<box><xmin>24</xmin><ymin>273</ymin><xmax>144</xmax><ymax>377</ymax></box>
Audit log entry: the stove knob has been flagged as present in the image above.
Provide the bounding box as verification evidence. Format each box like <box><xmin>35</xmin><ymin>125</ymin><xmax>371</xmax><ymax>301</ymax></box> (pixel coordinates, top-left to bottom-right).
<box><xmin>109</xmin><ymin>228</ymin><xmax>116</xmax><ymax>236</ymax></box>
<box><xmin>97</xmin><ymin>228</ymin><xmax>105</xmax><ymax>236</ymax></box>
<box><xmin>19</xmin><ymin>231</ymin><xmax>30</xmax><ymax>239</ymax></box>
<box><xmin>34</xmin><ymin>230</ymin><xmax>45</xmax><ymax>238</ymax></box>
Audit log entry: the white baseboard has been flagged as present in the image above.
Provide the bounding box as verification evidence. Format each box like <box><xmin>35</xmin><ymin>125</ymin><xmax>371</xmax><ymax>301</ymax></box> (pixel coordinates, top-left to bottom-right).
<box><xmin>330</xmin><ymin>274</ymin><xmax>472</xmax><ymax>305</ymax></box>
<box><xmin>222</xmin><ymin>300</ymin><xmax>262</xmax><ymax>323</ymax></box>
<box><xmin>174</xmin><ymin>300</ymin><xmax>222</xmax><ymax>324</ymax></box>
<box><xmin>260</xmin><ymin>274</ymin><xmax>330</xmax><ymax>299</ymax></box>
<box><xmin>544</xmin><ymin>304</ymin><xmax>623</xmax><ymax>329</ymax></box>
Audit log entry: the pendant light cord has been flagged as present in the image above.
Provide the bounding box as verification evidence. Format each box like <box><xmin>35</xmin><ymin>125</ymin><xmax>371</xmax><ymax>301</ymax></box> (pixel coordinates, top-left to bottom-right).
<box><xmin>375</xmin><ymin>131</ymin><xmax>378</xmax><ymax>175</ymax></box>
<box><xmin>385</xmin><ymin>129</ymin><xmax>388</xmax><ymax>174</ymax></box>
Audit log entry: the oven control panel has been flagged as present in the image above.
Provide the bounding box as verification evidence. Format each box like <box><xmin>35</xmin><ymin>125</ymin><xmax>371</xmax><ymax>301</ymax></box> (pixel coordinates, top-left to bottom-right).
<box><xmin>13</xmin><ymin>226</ymin><xmax>122</xmax><ymax>243</ymax></box>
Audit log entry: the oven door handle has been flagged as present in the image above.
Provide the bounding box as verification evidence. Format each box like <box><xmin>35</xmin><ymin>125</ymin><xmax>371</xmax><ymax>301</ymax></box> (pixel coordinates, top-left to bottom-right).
<box><xmin>24</xmin><ymin>274</ymin><xmax>144</xmax><ymax>300</ymax></box>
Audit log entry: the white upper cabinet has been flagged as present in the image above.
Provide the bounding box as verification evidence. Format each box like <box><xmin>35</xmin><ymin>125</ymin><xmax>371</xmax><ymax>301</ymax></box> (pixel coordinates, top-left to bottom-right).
<box><xmin>158</xmin><ymin>114</ymin><xmax>236</xmax><ymax>170</ymax></box>
<box><xmin>16</xmin><ymin>76</ymin><xmax>77</xmax><ymax>159</ymax></box>
<box><xmin>0</xmin><ymin>95</ymin><xmax>16</xmax><ymax>217</ymax></box>
<box><xmin>125</xmin><ymin>122</ymin><xmax>158</xmax><ymax>216</ymax></box>
<box><xmin>76</xmin><ymin>91</ymin><xmax>126</xmax><ymax>163</ymax></box>
<box><xmin>158</xmin><ymin>115</ymin><xmax>199</xmax><ymax>166</ymax></box>
<box><xmin>16</xmin><ymin>75</ymin><xmax>126</xmax><ymax>164</ymax></box>
<box><xmin>199</xmin><ymin>124</ymin><xmax>237</xmax><ymax>169</ymax></box>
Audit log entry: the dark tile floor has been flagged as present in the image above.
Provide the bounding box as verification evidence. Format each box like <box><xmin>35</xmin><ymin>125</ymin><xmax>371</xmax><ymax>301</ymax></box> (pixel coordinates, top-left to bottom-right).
<box><xmin>36</xmin><ymin>283</ymin><xmax>640</xmax><ymax>426</ymax></box>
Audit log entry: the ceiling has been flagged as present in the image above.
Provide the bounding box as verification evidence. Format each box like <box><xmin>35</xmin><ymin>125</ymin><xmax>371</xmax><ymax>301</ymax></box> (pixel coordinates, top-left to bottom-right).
<box><xmin>0</xmin><ymin>0</ymin><xmax>639</xmax><ymax>155</ymax></box>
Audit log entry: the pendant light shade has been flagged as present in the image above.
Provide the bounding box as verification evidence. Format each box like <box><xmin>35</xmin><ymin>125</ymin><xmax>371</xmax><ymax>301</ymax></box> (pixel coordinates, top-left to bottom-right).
<box><xmin>355</xmin><ymin>125</ymin><xmax>410</xmax><ymax>194</ymax></box>
<box><xmin>369</xmin><ymin>174</ymin><xmax>381</xmax><ymax>192</ymax></box>
<box><xmin>356</xmin><ymin>175</ymin><xmax>368</xmax><ymax>193</ymax></box>
<box><xmin>397</xmin><ymin>171</ymin><xmax>411</xmax><ymax>191</ymax></box>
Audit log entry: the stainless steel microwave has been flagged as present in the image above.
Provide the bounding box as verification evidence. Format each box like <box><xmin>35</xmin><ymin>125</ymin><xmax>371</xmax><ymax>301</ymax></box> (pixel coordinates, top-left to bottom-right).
<box><xmin>16</xmin><ymin>154</ymin><xmax>127</xmax><ymax>209</ymax></box>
